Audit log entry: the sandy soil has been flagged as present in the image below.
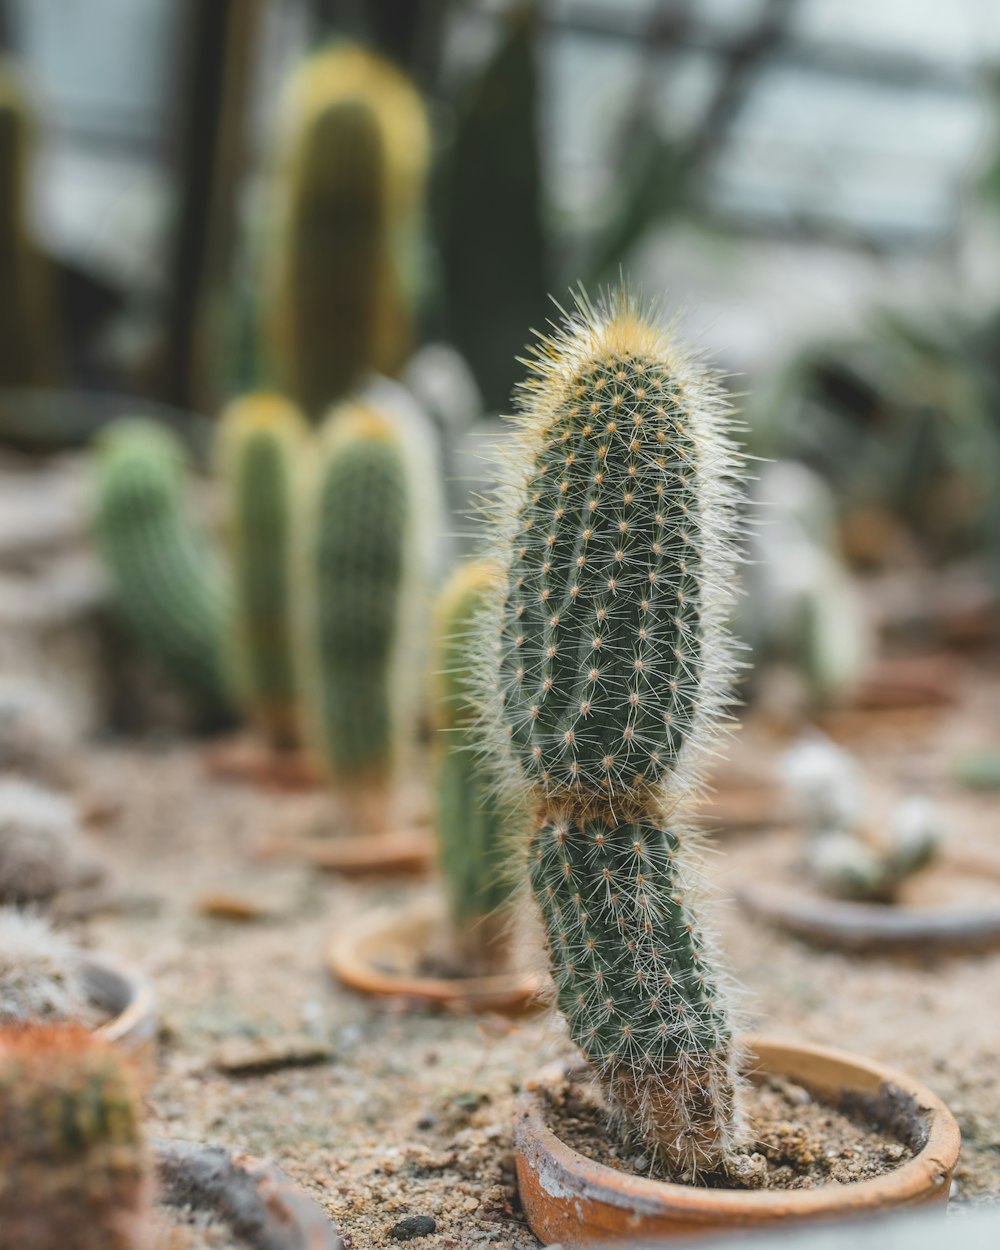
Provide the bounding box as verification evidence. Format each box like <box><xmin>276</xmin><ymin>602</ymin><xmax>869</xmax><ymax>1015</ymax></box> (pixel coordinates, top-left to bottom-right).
<box><xmin>64</xmin><ymin>658</ymin><xmax>1000</xmax><ymax>1248</ymax></box>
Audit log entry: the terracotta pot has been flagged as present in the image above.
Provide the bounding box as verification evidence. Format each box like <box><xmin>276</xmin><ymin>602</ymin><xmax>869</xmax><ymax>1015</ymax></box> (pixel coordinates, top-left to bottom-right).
<box><xmin>514</xmin><ymin>1038</ymin><xmax>960</xmax><ymax>1247</ymax></box>
<box><xmin>327</xmin><ymin>897</ymin><xmax>541</xmax><ymax>1014</ymax></box>
<box><xmin>204</xmin><ymin>738</ymin><xmax>321</xmax><ymax>791</ymax></box>
<box><xmin>154</xmin><ymin>1138</ymin><xmax>344</xmax><ymax>1249</ymax></box>
<box><xmin>737</xmin><ymin>873</ymin><xmax>1000</xmax><ymax>955</ymax></box>
<box><xmin>84</xmin><ymin>956</ymin><xmax>157</xmax><ymax>1053</ymax></box>
<box><xmin>260</xmin><ymin>825</ymin><xmax>435</xmax><ymax>877</ymax></box>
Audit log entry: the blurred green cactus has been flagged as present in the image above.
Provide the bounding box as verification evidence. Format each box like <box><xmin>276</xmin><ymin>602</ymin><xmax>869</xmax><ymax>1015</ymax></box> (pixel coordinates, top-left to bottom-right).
<box><xmin>93</xmin><ymin>420</ymin><xmax>232</xmax><ymax>723</ymax></box>
<box><xmin>433</xmin><ymin>561</ymin><xmax>516</xmax><ymax>972</ymax></box>
<box><xmin>0</xmin><ymin>59</ymin><xmax>58</xmax><ymax>388</ymax></box>
<box><xmin>442</xmin><ymin>4</ymin><xmax>549</xmax><ymax>410</ymax></box>
<box><xmin>481</xmin><ymin>288</ymin><xmax>745</xmax><ymax>1172</ymax></box>
<box><xmin>0</xmin><ymin>1024</ymin><xmax>150</xmax><ymax>1250</ymax></box>
<box><xmin>297</xmin><ymin>398</ymin><xmax>438</xmax><ymax>833</ymax></box>
<box><xmin>267</xmin><ymin>44</ymin><xmax>429</xmax><ymax>419</ymax></box>
<box><xmin>219</xmin><ymin>393</ymin><xmax>306</xmax><ymax>748</ymax></box>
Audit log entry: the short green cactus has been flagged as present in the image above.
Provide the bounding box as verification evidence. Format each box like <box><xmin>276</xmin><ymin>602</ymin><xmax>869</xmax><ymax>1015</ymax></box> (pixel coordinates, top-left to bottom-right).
<box><xmin>267</xmin><ymin>44</ymin><xmax>429</xmax><ymax>419</ymax></box>
<box><xmin>481</xmin><ymin>289</ymin><xmax>744</xmax><ymax>1172</ymax></box>
<box><xmin>219</xmin><ymin>393</ymin><xmax>306</xmax><ymax>748</ymax></box>
<box><xmin>93</xmin><ymin>420</ymin><xmax>233</xmax><ymax>723</ymax></box>
<box><xmin>433</xmin><ymin>561</ymin><xmax>517</xmax><ymax>972</ymax></box>
<box><xmin>0</xmin><ymin>59</ymin><xmax>57</xmax><ymax>388</ymax></box>
<box><xmin>297</xmin><ymin>399</ymin><xmax>437</xmax><ymax>833</ymax></box>
<box><xmin>0</xmin><ymin>1023</ymin><xmax>150</xmax><ymax>1249</ymax></box>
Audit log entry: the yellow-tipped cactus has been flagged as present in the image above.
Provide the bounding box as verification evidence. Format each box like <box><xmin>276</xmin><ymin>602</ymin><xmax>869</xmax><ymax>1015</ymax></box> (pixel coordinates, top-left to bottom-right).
<box><xmin>219</xmin><ymin>393</ymin><xmax>307</xmax><ymax>749</ymax></box>
<box><xmin>479</xmin><ymin>288</ymin><xmax>746</xmax><ymax>1173</ymax></box>
<box><xmin>433</xmin><ymin>561</ymin><xmax>518</xmax><ymax>973</ymax></box>
<box><xmin>267</xmin><ymin>44</ymin><xmax>430</xmax><ymax>419</ymax></box>
<box><xmin>296</xmin><ymin>394</ymin><xmax>440</xmax><ymax>835</ymax></box>
<box><xmin>0</xmin><ymin>1024</ymin><xmax>151</xmax><ymax>1249</ymax></box>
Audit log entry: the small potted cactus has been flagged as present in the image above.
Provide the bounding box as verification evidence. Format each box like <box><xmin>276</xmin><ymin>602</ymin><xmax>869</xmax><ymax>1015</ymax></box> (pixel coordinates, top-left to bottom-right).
<box><xmin>0</xmin><ymin>908</ymin><xmax>155</xmax><ymax>1051</ymax></box>
<box><xmin>328</xmin><ymin>561</ymin><xmax>538</xmax><ymax>1011</ymax></box>
<box><xmin>285</xmin><ymin>387</ymin><xmax>443</xmax><ymax>873</ymax></box>
<box><xmin>0</xmin><ymin>1023</ymin><xmax>152</xmax><ymax>1249</ymax></box>
<box><xmin>477</xmin><ymin>290</ymin><xmax>959</xmax><ymax>1244</ymax></box>
<box><xmin>0</xmin><ymin>1023</ymin><xmax>345</xmax><ymax>1249</ymax></box>
<box><xmin>738</xmin><ymin>735</ymin><xmax>1000</xmax><ymax>955</ymax></box>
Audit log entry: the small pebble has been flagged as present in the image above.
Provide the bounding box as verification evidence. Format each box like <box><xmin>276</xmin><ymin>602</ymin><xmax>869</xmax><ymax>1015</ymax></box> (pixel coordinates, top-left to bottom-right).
<box><xmin>391</xmin><ymin>1214</ymin><xmax>437</xmax><ymax>1240</ymax></box>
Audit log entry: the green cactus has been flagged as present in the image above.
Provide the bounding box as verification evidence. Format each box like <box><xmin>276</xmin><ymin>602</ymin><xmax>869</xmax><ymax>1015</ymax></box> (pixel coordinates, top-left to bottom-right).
<box><xmin>297</xmin><ymin>399</ymin><xmax>437</xmax><ymax>833</ymax></box>
<box><xmin>0</xmin><ymin>1023</ymin><xmax>150</xmax><ymax>1250</ymax></box>
<box><xmin>93</xmin><ymin>420</ymin><xmax>233</xmax><ymax>724</ymax></box>
<box><xmin>219</xmin><ymin>393</ymin><xmax>306</xmax><ymax>748</ymax></box>
<box><xmin>443</xmin><ymin>4</ymin><xmax>548</xmax><ymax>412</ymax></box>
<box><xmin>433</xmin><ymin>561</ymin><xmax>517</xmax><ymax>972</ymax></box>
<box><xmin>267</xmin><ymin>44</ymin><xmax>429</xmax><ymax>420</ymax></box>
<box><xmin>0</xmin><ymin>59</ymin><xmax>58</xmax><ymax>388</ymax></box>
<box><xmin>481</xmin><ymin>288</ymin><xmax>744</xmax><ymax>1172</ymax></box>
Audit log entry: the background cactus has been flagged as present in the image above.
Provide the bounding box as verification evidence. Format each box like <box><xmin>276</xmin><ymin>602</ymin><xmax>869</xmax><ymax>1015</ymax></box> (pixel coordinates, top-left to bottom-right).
<box><xmin>782</xmin><ymin>737</ymin><xmax>943</xmax><ymax>903</ymax></box>
<box><xmin>0</xmin><ymin>675</ymin><xmax>78</xmax><ymax>787</ymax></box>
<box><xmin>219</xmin><ymin>393</ymin><xmax>306</xmax><ymax>749</ymax></box>
<box><xmin>267</xmin><ymin>44</ymin><xmax>429</xmax><ymax>420</ymax></box>
<box><xmin>0</xmin><ymin>909</ymin><xmax>92</xmax><ymax>1026</ymax></box>
<box><xmin>481</xmin><ymin>288</ymin><xmax>744</xmax><ymax>1172</ymax></box>
<box><xmin>433</xmin><ymin>561</ymin><xmax>517</xmax><ymax>973</ymax></box>
<box><xmin>0</xmin><ymin>779</ymin><xmax>103</xmax><ymax>906</ymax></box>
<box><xmin>0</xmin><ymin>1023</ymin><xmax>150</xmax><ymax>1250</ymax></box>
<box><xmin>0</xmin><ymin>58</ymin><xmax>58</xmax><ymax>388</ymax></box>
<box><xmin>296</xmin><ymin>395</ymin><xmax>440</xmax><ymax>834</ymax></box>
<box><xmin>93</xmin><ymin>420</ymin><xmax>233</xmax><ymax>725</ymax></box>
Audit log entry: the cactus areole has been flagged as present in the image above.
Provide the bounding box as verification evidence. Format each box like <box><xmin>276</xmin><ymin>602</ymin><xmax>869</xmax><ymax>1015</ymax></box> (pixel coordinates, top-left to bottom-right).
<box><xmin>486</xmin><ymin>289</ymin><xmax>745</xmax><ymax>1173</ymax></box>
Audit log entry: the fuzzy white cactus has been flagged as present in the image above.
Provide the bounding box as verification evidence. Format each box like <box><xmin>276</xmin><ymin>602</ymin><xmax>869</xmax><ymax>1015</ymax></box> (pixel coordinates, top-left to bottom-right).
<box><xmin>0</xmin><ymin>908</ymin><xmax>92</xmax><ymax>1025</ymax></box>
<box><xmin>0</xmin><ymin>779</ymin><xmax>103</xmax><ymax>905</ymax></box>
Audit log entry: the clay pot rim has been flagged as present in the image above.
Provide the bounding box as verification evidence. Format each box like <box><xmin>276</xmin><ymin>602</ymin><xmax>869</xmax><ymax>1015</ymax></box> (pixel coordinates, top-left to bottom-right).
<box><xmin>83</xmin><ymin>956</ymin><xmax>157</xmax><ymax>1050</ymax></box>
<box><xmin>262</xmin><ymin>825</ymin><xmax>436</xmax><ymax>877</ymax></box>
<box><xmin>515</xmin><ymin>1037</ymin><xmax>960</xmax><ymax>1230</ymax></box>
<box><xmin>327</xmin><ymin>897</ymin><xmax>543</xmax><ymax>1013</ymax></box>
<box><xmin>737</xmin><ymin>861</ymin><xmax>1000</xmax><ymax>953</ymax></box>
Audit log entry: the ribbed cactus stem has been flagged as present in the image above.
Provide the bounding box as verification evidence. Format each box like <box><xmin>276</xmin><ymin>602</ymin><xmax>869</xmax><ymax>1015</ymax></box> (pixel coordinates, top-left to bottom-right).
<box><xmin>434</xmin><ymin>562</ymin><xmax>514</xmax><ymax>972</ymax></box>
<box><xmin>269</xmin><ymin>45</ymin><xmax>428</xmax><ymax>419</ymax></box>
<box><xmin>298</xmin><ymin>400</ymin><xmax>436</xmax><ymax>835</ymax></box>
<box><xmin>0</xmin><ymin>1024</ymin><xmax>150</xmax><ymax>1249</ymax></box>
<box><xmin>485</xmin><ymin>289</ymin><xmax>744</xmax><ymax>1172</ymax></box>
<box><xmin>531</xmin><ymin>813</ymin><xmax>737</xmax><ymax>1165</ymax></box>
<box><xmin>93</xmin><ymin>420</ymin><xmax>232</xmax><ymax>723</ymax></box>
<box><xmin>219</xmin><ymin>393</ymin><xmax>306</xmax><ymax>749</ymax></box>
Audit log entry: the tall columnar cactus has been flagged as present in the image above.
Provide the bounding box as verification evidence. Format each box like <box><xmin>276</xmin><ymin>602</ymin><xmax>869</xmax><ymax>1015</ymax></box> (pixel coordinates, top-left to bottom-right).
<box><xmin>219</xmin><ymin>393</ymin><xmax>306</xmax><ymax>748</ymax></box>
<box><xmin>93</xmin><ymin>420</ymin><xmax>233</xmax><ymax>723</ymax></box>
<box><xmin>0</xmin><ymin>59</ymin><xmax>58</xmax><ymax>388</ymax></box>
<box><xmin>0</xmin><ymin>1024</ymin><xmax>150</xmax><ymax>1249</ymax></box>
<box><xmin>297</xmin><ymin>399</ymin><xmax>438</xmax><ymax>833</ymax></box>
<box><xmin>268</xmin><ymin>44</ymin><xmax>429</xmax><ymax>420</ymax></box>
<box><xmin>433</xmin><ymin>562</ymin><xmax>517</xmax><ymax>972</ymax></box>
<box><xmin>482</xmin><ymin>289</ymin><xmax>744</xmax><ymax>1172</ymax></box>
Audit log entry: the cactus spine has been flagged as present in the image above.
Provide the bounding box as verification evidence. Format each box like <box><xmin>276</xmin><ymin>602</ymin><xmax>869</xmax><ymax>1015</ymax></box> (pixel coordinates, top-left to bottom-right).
<box><xmin>0</xmin><ymin>1024</ymin><xmax>150</xmax><ymax>1249</ymax></box>
<box><xmin>434</xmin><ymin>562</ymin><xmax>516</xmax><ymax>972</ymax></box>
<box><xmin>93</xmin><ymin>420</ymin><xmax>232</xmax><ymax>723</ymax></box>
<box><xmin>268</xmin><ymin>45</ymin><xmax>429</xmax><ymax>419</ymax></box>
<box><xmin>297</xmin><ymin>400</ymin><xmax>436</xmax><ymax>833</ymax></box>
<box><xmin>219</xmin><ymin>393</ymin><xmax>306</xmax><ymax>748</ymax></box>
<box><xmin>482</xmin><ymin>289</ymin><xmax>744</xmax><ymax>1172</ymax></box>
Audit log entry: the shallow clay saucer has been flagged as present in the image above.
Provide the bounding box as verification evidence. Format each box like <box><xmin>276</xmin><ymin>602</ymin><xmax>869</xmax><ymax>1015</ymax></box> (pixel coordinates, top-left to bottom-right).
<box><xmin>514</xmin><ymin>1037</ymin><xmax>960</xmax><ymax>1247</ymax></box>
<box><xmin>737</xmin><ymin>850</ymin><xmax>1000</xmax><ymax>954</ymax></box>
<box><xmin>327</xmin><ymin>897</ymin><xmax>542</xmax><ymax>1014</ymax></box>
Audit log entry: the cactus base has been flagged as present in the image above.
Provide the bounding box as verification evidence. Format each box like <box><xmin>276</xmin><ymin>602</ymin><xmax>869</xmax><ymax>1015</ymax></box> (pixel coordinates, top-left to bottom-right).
<box><xmin>514</xmin><ymin>1039</ymin><xmax>959</xmax><ymax>1248</ymax></box>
